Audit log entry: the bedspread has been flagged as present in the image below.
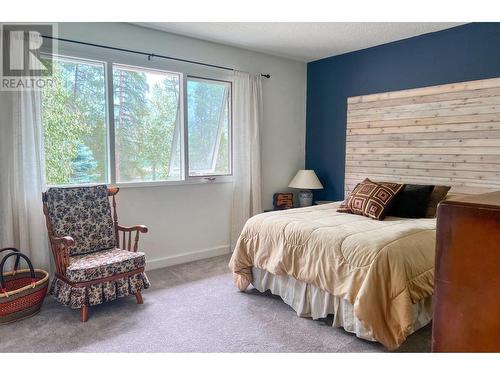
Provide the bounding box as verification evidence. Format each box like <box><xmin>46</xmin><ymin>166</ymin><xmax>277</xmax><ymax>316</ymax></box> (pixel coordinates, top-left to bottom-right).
<box><xmin>229</xmin><ymin>202</ymin><xmax>436</xmax><ymax>350</ymax></box>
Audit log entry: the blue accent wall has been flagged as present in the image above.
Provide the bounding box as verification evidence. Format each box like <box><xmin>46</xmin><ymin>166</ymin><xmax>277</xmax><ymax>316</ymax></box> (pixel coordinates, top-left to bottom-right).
<box><xmin>306</xmin><ymin>23</ymin><xmax>500</xmax><ymax>201</ymax></box>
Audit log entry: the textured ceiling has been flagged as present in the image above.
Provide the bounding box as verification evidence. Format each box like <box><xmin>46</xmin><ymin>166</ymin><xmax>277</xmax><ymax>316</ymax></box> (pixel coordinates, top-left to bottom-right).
<box><xmin>133</xmin><ymin>22</ymin><xmax>464</xmax><ymax>62</ymax></box>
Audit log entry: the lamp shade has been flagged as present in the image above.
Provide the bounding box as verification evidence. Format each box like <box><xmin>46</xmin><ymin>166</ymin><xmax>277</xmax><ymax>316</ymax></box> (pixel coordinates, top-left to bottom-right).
<box><xmin>288</xmin><ymin>170</ymin><xmax>323</xmax><ymax>190</ymax></box>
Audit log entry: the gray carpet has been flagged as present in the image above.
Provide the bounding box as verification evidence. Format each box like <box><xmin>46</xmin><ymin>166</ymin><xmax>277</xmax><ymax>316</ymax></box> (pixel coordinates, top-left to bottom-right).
<box><xmin>0</xmin><ymin>254</ymin><xmax>431</xmax><ymax>352</ymax></box>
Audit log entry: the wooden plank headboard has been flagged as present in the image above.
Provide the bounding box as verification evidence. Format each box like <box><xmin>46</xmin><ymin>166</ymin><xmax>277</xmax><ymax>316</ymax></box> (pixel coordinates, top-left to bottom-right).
<box><xmin>345</xmin><ymin>77</ymin><xmax>500</xmax><ymax>197</ymax></box>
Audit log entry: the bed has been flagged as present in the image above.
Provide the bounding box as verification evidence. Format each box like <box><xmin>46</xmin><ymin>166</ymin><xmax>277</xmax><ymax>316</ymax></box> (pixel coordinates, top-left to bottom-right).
<box><xmin>229</xmin><ymin>202</ymin><xmax>435</xmax><ymax>350</ymax></box>
<box><xmin>229</xmin><ymin>76</ymin><xmax>500</xmax><ymax>350</ymax></box>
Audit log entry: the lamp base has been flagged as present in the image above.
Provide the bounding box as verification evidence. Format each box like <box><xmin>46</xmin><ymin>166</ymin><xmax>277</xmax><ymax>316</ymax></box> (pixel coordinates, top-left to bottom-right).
<box><xmin>298</xmin><ymin>190</ymin><xmax>313</xmax><ymax>207</ymax></box>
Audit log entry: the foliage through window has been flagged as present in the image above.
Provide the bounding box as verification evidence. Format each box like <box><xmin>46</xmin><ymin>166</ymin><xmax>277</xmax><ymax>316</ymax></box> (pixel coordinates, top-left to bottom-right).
<box><xmin>41</xmin><ymin>55</ymin><xmax>232</xmax><ymax>186</ymax></box>
<box><xmin>113</xmin><ymin>65</ymin><xmax>181</xmax><ymax>182</ymax></box>
<box><xmin>187</xmin><ymin>78</ymin><xmax>231</xmax><ymax>176</ymax></box>
<box><xmin>41</xmin><ymin>56</ymin><xmax>107</xmax><ymax>185</ymax></box>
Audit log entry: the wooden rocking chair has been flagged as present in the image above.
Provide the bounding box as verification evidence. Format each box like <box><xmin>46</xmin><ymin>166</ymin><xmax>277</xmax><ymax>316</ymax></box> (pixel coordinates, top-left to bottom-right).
<box><xmin>42</xmin><ymin>185</ymin><xmax>150</xmax><ymax>322</ymax></box>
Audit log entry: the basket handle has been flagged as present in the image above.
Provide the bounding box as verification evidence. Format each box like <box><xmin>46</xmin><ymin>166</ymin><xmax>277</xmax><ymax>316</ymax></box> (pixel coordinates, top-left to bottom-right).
<box><xmin>0</xmin><ymin>252</ymin><xmax>36</xmax><ymax>292</ymax></box>
<box><xmin>0</xmin><ymin>248</ymin><xmax>21</xmax><ymax>271</ymax></box>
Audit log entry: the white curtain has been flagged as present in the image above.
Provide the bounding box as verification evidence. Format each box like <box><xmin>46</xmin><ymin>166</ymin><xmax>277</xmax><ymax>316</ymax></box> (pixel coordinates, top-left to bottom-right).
<box><xmin>230</xmin><ymin>71</ymin><xmax>263</xmax><ymax>249</ymax></box>
<box><xmin>0</xmin><ymin>31</ymin><xmax>50</xmax><ymax>271</ymax></box>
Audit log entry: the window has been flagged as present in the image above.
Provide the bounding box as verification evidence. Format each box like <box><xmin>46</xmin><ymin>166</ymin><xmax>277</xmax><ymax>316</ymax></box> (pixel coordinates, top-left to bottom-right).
<box><xmin>113</xmin><ymin>65</ymin><xmax>181</xmax><ymax>182</ymax></box>
<box><xmin>41</xmin><ymin>56</ymin><xmax>108</xmax><ymax>185</ymax></box>
<box><xmin>41</xmin><ymin>54</ymin><xmax>232</xmax><ymax>187</ymax></box>
<box><xmin>187</xmin><ymin>78</ymin><xmax>231</xmax><ymax>176</ymax></box>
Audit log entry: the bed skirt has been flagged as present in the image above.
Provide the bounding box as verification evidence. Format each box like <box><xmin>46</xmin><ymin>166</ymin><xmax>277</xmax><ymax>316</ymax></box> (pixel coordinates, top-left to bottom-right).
<box><xmin>251</xmin><ymin>267</ymin><xmax>432</xmax><ymax>343</ymax></box>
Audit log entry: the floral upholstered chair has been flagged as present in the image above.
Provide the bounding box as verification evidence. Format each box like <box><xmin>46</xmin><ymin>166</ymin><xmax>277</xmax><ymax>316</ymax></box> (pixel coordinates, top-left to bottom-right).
<box><xmin>42</xmin><ymin>185</ymin><xmax>150</xmax><ymax>322</ymax></box>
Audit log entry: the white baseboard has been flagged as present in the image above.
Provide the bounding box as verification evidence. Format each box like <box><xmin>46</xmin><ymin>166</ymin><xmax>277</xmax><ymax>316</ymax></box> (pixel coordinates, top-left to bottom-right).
<box><xmin>146</xmin><ymin>245</ymin><xmax>231</xmax><ymax>271</ymax></box>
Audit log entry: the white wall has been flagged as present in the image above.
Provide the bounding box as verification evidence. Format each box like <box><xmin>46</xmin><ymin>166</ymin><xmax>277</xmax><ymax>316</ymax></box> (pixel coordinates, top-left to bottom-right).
<box><xmin>56</xmin><ymin>22</ymin><xmax>307</xmax><ymax>268</ymax></box>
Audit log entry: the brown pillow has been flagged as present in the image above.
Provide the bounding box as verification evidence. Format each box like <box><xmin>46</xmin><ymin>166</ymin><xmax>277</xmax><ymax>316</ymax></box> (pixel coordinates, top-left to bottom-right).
<box><xmin>338</xmin><ymin>178</ymin><xmax>404</xmax><ymax>220</ymax></box>
<box><xmin>425</xmin><ymin>185</ymin><xmax>451</xmax><ymax>218</ymax></box>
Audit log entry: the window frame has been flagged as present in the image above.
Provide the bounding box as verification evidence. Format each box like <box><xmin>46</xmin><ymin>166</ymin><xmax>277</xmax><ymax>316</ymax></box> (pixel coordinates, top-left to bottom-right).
<box><xmin>185</xmin><ymin>75</ymin><xmax>233</xmax><ymax>181</ymax></box>
<box><xmin>40</xmin><ymin>52</ymin><xmax>111</xmax><ymax>188</ymax></box>
<box><xmin>41</xmin><ymin>44</ymin><xmax>234</xmax><ymax>189</ymax></box>
<box><xmin>111</xmin><ymin>62</ymin><xmax>184</xmax><ymax>184</ymax></box>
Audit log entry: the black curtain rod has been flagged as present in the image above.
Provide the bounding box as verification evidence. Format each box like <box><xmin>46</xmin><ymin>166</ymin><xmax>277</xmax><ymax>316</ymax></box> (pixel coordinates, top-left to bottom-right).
<box><xmin>41</xmin><ymin>35</ymin><xmax>271</xmax><ymax>78</ymax></box>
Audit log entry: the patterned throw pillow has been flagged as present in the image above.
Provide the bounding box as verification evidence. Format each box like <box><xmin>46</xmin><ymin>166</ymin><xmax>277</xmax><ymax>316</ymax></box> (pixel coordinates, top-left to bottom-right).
<box><xmin>337</xmin><ymin>178</ymin><xmax>404</xmax><ymax>220</ymax></box>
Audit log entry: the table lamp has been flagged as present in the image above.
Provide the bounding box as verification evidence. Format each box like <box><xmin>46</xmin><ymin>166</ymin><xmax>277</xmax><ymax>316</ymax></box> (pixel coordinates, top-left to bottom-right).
<box><xmin>288</xmin><ymin>170</ymin><xmax>324</xmax><ymax>207</ymax></box>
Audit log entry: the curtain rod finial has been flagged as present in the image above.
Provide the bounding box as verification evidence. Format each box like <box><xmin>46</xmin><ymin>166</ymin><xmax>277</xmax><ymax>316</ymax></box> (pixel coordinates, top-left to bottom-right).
<box><xmin>261</xmin><ymin>74</ymin><xmax>271</xmax><ymax>79</ymax></box>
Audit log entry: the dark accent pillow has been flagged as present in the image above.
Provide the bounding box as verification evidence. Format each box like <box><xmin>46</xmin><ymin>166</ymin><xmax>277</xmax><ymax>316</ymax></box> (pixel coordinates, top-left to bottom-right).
<box><xmin>337</xmin><ymin>178</ymin><xmax>404</xmax><ymax>220</ymax></box>
<box><xmin>425</xmin><ymin>185</ymin><xmax>451</xmax><ymax>218</ymax></box>
<box><xmin>387</xmin><ymin>184</ymin><xmax>434</xmax><ymax>218</ymax></box>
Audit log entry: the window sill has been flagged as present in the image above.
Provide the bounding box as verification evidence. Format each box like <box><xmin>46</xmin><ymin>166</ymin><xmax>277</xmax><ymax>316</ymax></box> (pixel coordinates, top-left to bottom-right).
<box><xmin>116</xmin><ymin>176</ymin><xmax>233</xmax><ymax>189</ymax></box>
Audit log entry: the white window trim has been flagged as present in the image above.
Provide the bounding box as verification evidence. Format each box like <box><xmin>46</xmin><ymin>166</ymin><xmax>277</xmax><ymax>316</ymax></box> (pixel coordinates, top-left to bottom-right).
<box><xmin>185</xmin><ymin>76</ymin><xmax>233</xmax><ymax>181</ymax></box>
<box><xmin>116</xmin><ymin>175</ymin><xmax>233</xmax><ymax>189</ymax></box>
<box><xmin>41</xmin><ymin>43</ymin><xmax>234</xmax><ymax>188</ymax></box>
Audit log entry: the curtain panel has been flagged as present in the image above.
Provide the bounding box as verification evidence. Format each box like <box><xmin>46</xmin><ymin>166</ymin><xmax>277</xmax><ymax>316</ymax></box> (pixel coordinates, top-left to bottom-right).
<box><xmin>230</xmin><ymin>71</ymin><xmax>263</xmax><ymax>249</ymax></box>
<box><xmin>0</xmin><ymin>31</ymin><xmax>50</xmax><ymax>271</ymax></box>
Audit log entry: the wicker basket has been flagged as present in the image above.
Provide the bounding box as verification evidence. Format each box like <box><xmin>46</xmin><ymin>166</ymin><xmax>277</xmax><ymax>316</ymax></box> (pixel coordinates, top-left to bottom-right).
<box><xmin>0</xmin><ymin>248</ymin><xmax>49</xmax><ymax>325</ymax></box>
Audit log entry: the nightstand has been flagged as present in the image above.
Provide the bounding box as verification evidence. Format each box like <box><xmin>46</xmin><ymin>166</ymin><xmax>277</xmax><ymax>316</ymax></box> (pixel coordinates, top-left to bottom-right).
<box><xmin>314</xmin><ymin>201</ymin><xmax>334</xmax><ymax>205</ymax></box>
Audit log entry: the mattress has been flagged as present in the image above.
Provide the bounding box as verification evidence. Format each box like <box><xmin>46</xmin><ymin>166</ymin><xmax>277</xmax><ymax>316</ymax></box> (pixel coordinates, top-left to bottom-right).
<box><xmin>229</xmin><ymin>202</ymin><xmax>436</xmax><ymax>350</ymax></box>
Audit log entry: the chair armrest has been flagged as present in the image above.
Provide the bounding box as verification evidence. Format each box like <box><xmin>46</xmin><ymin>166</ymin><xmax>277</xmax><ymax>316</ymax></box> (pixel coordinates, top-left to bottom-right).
<box><xmin>117</xmin><ymin>224</ymin><xmax>148</xmax><ymax>233</ymax></box>
<box><xmin>116</xmin><ymin>225</ymin><xmax>148</xmax><ymax>252</ymax></box>
<box><xmin>50</xmin><ymin>236</ymin><xmax>74</xmax><ymax>275</ymax></box>
<box><xmin>52</xmin><ymin>235</ymin><xmax>75</xmax><ymax>247</ymax></box>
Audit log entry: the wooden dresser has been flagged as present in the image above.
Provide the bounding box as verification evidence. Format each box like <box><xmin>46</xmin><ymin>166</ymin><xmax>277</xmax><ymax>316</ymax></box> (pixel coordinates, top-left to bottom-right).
<box><xmin>432</xmin><ymin>191</ymin><xmax>500</xmax><ymax>352</ymax></box>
